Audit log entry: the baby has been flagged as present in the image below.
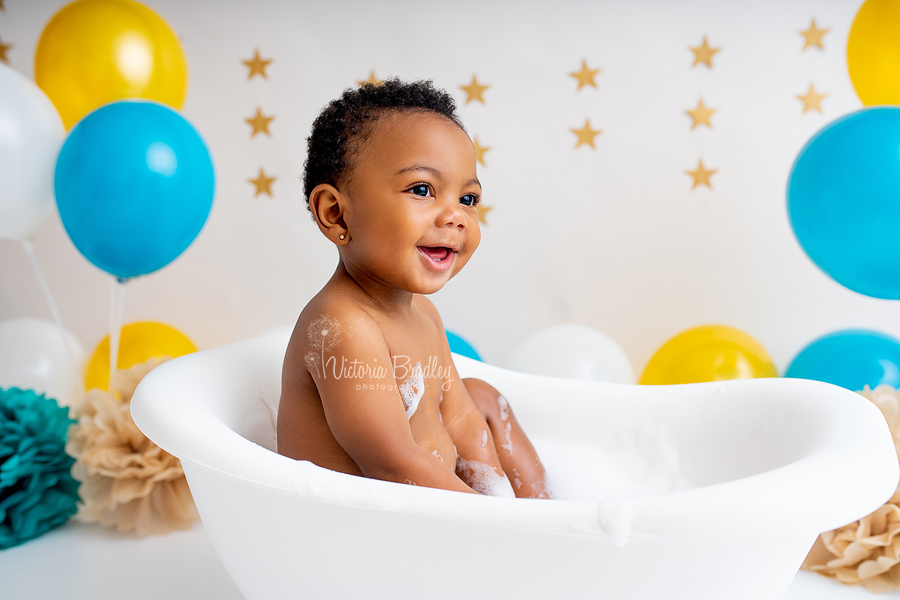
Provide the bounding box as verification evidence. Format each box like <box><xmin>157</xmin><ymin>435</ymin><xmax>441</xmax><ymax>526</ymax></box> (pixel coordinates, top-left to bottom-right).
<box><xmin>277</xmin><ymin>79</ymin><xmax>549</xmax><ymax>499</ymax></box>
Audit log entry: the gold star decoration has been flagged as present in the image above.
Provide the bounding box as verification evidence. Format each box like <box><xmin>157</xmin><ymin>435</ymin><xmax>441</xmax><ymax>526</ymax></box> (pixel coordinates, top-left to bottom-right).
<box><xmin>569</xmin><ymin>59</ymin><xmax>600</xmax><ymax>91</ymax></box>
<box><xmin>473</xmin><ymin>137</ymin><xmax>491</xmax><ymax>166</ymax></box>
<box><xmin>0</xmin><ymin>1</ymin><xmax>5</xmax><ymax>10</ymax></box>
<box><xmin>571</xmin><ymin>119</ymin><xmax>601</xmax><ymax>149</ymax></box>
<box><xmin>799</xmin><ymin>18</ymin><xmax>830</xmax><ymax>51</ymax></box>
<box><xmin>245</xmin><ymin>107</ymin><xmax>275</xmax><ymax>137</ymax></box>
<box><xmin>0</xmin><ymin>36</ymin><xmax>11</xmax><ymax>64</ymax></box>
<box><xmin>797</xmin><ymin>83</ymin><xmax>827</xmax><ymax>113</ymax></box>
<box><xmin>358</xmin><ymin>70</ymin><xmax>382</xmax><ymax>86</ymax></box>
<box><xmin>249</xmin><ymin>168</ymin><xmax>276</xmax><ymax>198</ymax></box>
<box><xmin>690</xmin><ymin>36</ymin><xmax>720</xmax><ymax>69</ymax></box>
<box><xmin>243</xmin><ymin>49</ymin><xmax>272</xmax><ymax>80</ymax></box>
<box><xmin>686</xmin><ymin>98</ymin><xmax>717</xmax><ymax>129</ymax></box>
<box><xmin>460</xmin><ymin>75</ymin><xmax>489</xmax><ymax>104</ymax></box>
<box><xmin>686</xmin><ymin>159</ymin><xmax>716</xmax><ymax>189</ymax></box>
<box><xmin>476</xmin><ymin>204</ymin><xmax>493</xmax><ymax>225</ymax></box>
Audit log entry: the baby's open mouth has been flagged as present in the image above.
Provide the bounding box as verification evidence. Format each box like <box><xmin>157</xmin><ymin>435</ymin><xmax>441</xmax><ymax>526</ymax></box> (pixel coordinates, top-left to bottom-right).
<box><xmin>417</xmin><ymin>246</ymin><xmax>458</xmax><ymax>271</ymax></box>
<box><xmin>418</xmin><ymin>246</ymin><xmax>455</xmax><ymax>262</ymax></box>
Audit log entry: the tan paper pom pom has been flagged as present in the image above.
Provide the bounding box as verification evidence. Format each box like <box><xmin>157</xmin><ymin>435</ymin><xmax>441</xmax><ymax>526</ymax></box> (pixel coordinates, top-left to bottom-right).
<box><xmin>66</xmin><ymin>357</ymin><xmax>199</xmax><ymax>537</ymax></box>
<box><xmin>801</xmin><ymin>384</ymin><xmax>900</xmax><ymax>593</ymax></box>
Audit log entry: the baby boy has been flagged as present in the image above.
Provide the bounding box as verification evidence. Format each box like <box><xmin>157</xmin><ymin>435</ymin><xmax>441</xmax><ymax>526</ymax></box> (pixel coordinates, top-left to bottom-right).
<box><xmin>277</xmin><ymin>79</ymin><xmax>548</xmax><ymax>499</ymax></box>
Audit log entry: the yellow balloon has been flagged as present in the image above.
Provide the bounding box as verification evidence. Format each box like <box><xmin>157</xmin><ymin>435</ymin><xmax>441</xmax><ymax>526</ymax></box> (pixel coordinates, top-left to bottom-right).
<box><xmin>34</xmin><ymin>0</ymin><xmax>188</xmax><ymax>130</ymax></box>
<box><xmin>640</xmin><ymin>325</ymin><xmax>777</xmax><ymax>385</ymax></box>
<box><xmin>85</xmin><ymin>321</ymin><xmax>197</xmax><ymax>391</ymax></box>
<box><xmin>848</xmin><ymin>0</ymin><xmax>900</xmax><ymax>106</ymax></box>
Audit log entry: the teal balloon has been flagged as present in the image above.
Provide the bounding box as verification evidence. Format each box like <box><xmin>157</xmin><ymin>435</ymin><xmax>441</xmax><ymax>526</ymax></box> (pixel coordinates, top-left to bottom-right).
<box><xmin>446</xmin><ymin>330</ymin><xmax>482</xmax><ymax>362</ymax></box>
<box><xmin>55</xmin><ymin>100</ymin><xmax>214</xmax><ymax>280</ymax></box>
<box><xmin>785</xmin><ymin>329</ymin><xmax>900</xmax><ymax>391</ymax></box>
<box><xmin>787</xmin><ymin>106</ymin><xmax>900</xmax><ymax>299</ymax></box>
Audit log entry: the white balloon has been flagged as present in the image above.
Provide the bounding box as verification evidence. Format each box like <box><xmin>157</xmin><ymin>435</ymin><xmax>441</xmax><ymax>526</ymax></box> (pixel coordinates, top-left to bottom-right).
<box><xmin>0</xmin><ymin>64</ymin><xmax>66</xmax><ymax>240</ymax></box>
<box><xmin>0</xmin><ymin>318</ymin><xmax>85</xmax><ymax>408</ymax></box>
<box><xmin>505</xmin><ymin>324</ymin><xmax>635</xmax><ymax>384</ymax></box>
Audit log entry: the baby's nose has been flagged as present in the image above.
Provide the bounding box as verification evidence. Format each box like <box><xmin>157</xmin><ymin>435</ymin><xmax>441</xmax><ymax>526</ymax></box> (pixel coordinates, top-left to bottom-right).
<box><xmin>438</xmin><ymin>199</ymin><xmax>467</xmax><ymax>229</ymax></box>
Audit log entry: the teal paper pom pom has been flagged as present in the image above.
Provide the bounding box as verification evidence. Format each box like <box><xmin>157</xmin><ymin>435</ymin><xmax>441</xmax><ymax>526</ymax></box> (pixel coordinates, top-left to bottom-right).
<box><xmin>0</xmin><ymin>388</ymin><xmax>79</xmax><ymax>549</ymax></box>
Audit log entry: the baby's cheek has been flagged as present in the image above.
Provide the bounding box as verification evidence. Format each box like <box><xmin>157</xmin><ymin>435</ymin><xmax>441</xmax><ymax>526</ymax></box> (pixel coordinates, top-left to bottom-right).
<box><xmin>467</xmin><ymin>224</ymin><xmax>481</xmax><ymax>254</ymax></box>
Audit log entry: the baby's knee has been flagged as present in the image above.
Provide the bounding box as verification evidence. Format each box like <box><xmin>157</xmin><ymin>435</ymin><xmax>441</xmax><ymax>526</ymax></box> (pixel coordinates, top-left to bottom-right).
<box><xmin>463</xmin><ymin>378</ymin><xmax>504</xmax><ymax>420</ymax></box>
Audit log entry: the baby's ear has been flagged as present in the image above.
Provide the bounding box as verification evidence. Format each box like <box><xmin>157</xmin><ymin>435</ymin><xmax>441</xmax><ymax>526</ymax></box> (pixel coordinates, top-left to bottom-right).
<box><xmin>309</xmin><ymin>184</ymin><xmax>349</xmax><ymax>245</ymax></box>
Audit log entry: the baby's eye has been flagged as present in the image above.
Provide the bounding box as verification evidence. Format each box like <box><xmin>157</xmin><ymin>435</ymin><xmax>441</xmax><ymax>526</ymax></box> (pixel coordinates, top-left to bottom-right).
<box><xmin>460</xmin><ymin>194</ymin><xmax>480</xmax><ymax>207</ymax></box>
<box><xmin>409</xmin><ymin>184</ymin><xmax>432</xmax><ymax>197</ymax></box>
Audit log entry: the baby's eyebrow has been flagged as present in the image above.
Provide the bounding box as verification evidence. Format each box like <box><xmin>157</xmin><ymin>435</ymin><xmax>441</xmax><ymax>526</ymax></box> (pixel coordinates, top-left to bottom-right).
<box><xmin>396</xmin><ymin>164</ymin><xmax>481</xmax><ymax>188</ymax></box>
<box><xmin>396</xmin><ymin>164</ymin><xmax>443</xmax><ymax>179</ymax></box>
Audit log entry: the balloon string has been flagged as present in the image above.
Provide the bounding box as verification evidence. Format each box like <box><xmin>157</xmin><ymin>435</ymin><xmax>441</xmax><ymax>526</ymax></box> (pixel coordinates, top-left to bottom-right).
<box><xmin>22</xmin><ymin>239</ymin><xmax>64</xmax><ymax>337</ymax></box>
<box><xmin>21</xmin><ymin>239</ymin><xmax>77</xmax><ymax>385</ymax></box>
<box><xmin>108</xmin><ymin>277</ymin><xmax>128</xmax><ymax>399</ymax></box>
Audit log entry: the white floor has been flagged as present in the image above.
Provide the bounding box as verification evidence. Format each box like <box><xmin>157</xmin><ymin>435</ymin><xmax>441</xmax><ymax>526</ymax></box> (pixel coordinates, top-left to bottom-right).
<box><xmin>0</xmin><ymin>522</ymin><xmax>894</xmax><ymax>599</ymax></box>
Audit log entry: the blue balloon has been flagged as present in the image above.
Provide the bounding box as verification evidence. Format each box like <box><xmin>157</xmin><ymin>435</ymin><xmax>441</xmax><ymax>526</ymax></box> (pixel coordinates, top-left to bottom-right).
<box><xmin>787</xmin><ymin>106</ymin><xmax>900</xmax><ymax>299</ymax></box>
<box><xmin>446</xmin><ymin>330</ymin><xmax>483</xmax><ymax>362</ymax></box>
<box><xmin>55</xmin><ymin>100</ymin><xmax>214</xmax><ymax>280</ymax></box>
<box><xmin>785</xmin><ymin>329</ymin><xmax>900</xmax><ymax>391</ymax></box>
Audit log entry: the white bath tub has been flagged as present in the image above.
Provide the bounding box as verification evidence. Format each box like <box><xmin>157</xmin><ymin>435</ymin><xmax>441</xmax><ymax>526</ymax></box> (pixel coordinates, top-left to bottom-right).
<box><xmin>132</xmin><ymin>331</ymin><xmax>898</xmax><ymax>600</ymax></box>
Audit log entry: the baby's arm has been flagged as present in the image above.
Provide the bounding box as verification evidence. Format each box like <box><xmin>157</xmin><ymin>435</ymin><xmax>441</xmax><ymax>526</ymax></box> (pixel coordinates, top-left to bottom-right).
<box><xmin>437</xmin><ymin>352</ymin><xmax>515</xmax><ymax>495</ymax></box>
<box><xmin>419</xmin><ymin>298</ymin><xmax>548</xmax><ymax>498</ymax></box>
<box><xmin>414</xmin><ymin>302</ymin><xmax>509</xmax><ymax>494</ymax></box>
<box><xmin>307</xmin><ymin>305</ymin><xmax>477</xmax><ymax>494</ymax></box>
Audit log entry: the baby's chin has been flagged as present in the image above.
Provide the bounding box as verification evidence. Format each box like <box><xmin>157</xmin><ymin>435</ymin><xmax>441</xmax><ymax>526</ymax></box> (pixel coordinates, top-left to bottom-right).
<box><xmin>407</xmin><ymin>274</ymin><xmax>456</xmax><ymax>296</ymax></box>
<box><xmin>374</xmin><ymin>251</ymin><xmax>473</xmax><ymax>295</ymax></box>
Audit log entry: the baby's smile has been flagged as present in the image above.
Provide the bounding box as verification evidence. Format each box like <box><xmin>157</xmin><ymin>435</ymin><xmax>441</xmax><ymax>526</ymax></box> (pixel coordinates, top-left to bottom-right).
<box><xmin>417</xmin><ymin>244</ymin><xmax>458</xmax><ymax>272</ymax></box>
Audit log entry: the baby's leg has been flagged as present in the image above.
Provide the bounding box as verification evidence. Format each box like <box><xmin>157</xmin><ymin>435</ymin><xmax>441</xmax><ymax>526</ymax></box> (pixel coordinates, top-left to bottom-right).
<box><xmin>463</xmin><ymin>378</ymin><xmax>549</xmax><ymax>499</ymax></box>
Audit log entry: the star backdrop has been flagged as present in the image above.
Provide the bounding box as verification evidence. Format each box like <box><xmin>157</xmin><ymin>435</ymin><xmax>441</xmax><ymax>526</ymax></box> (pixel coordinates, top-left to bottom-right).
<box><xmin>0</xmin><ymin>0</ymin><xmax>887</xmax><ymax>373</ymax></box>
<box><xmin>0</xmin><ymin>0</ymin><xmax>9</xmax><ymax>62</ymax></box>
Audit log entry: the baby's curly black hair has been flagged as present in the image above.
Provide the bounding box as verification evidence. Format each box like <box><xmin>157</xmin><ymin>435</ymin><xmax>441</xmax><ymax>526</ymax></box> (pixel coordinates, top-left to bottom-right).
<box><xmin>301</xmin><ymin>78</ymin><xmax>465</xmax><ymax>211</ymax></box>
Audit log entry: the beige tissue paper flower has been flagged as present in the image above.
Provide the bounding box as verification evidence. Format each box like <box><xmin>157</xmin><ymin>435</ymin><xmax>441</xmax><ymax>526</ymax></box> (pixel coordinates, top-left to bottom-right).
<box><xmin>66</xmin><ymin>357</ymin><xmax>199</xmax><ymax>537</ymax></box>
<box><xmin>801</xmin><ymin>384</ymin><xmax>900</xmax><ymax>593</ymax></box>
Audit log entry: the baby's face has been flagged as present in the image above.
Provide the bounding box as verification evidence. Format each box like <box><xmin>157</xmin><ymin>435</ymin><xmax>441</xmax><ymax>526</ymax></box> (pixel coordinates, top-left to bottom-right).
<box><xmin>340</xmin><ymin>112</ymin><xmax>482</xmax><ymax>295</ymax></box>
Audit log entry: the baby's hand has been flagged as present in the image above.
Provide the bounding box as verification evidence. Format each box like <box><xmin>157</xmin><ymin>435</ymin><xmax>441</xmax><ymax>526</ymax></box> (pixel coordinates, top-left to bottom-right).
<box><xmin>440</xmin><ymin>373</ymin><xmax>550</xmax><ymax>499</ymax></box>
<box><xmin>456</xmin><ymin>454</ymin><xmax>516</xmax><ymax>498</ymax></box>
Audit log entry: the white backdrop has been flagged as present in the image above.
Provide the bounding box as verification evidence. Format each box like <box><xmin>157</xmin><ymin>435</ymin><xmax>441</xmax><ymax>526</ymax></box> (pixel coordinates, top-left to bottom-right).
<box><xmin>1</xmin><ymin>0</ymin><xmax>895</xmax><ymax>374</ymax></box>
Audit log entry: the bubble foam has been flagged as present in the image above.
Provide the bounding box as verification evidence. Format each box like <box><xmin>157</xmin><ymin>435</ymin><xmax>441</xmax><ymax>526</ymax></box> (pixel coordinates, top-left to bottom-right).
<box><xmin>456</xmin><ymin>457</ymin><xmax>516</xmax><ymax>498</ymax></box>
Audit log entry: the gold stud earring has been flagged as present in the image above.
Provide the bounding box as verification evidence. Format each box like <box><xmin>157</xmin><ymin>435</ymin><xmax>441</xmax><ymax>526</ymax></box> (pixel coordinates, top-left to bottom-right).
<box><xmin>339</xmin><ymin>234</ymin><xmax>345</xmax><ymax>240</ymax></box>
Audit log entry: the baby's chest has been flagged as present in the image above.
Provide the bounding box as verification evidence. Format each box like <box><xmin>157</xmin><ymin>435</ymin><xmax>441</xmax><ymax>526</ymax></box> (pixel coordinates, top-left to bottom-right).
<box><xmin>390</xmin><ymin>352</ymin><xmax>449</xmax><ymax>419</ymax></box>
<box><xmin>378</xmin><ymin>308</ymin><xmax>450</xmax><ymax>418</ymax></box>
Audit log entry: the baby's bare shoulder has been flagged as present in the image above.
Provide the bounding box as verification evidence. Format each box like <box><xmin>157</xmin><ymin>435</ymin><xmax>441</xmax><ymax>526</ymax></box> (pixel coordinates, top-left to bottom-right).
<box><xmin>295</xmin><ymin>293</ymin><xmax>384</xmax><ymax>349</ymax></box>
<box><xmin>284</xmin><ymin>297</ymin><xmax>389</xmax><ymax>393</ymax></box>
<box><xmin>282</xmin><ymin>298</ymin><xmax>365</xmax><ymax>410</ymax></box>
